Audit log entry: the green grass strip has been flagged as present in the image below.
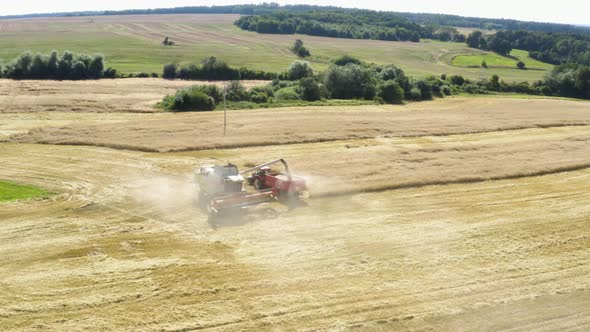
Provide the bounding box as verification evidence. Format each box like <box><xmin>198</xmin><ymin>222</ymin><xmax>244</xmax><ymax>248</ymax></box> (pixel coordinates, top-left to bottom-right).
<box><xmin>0</xmin><ymin>181</ymin><xmax>52</xmax><ymax>202</ymax></box>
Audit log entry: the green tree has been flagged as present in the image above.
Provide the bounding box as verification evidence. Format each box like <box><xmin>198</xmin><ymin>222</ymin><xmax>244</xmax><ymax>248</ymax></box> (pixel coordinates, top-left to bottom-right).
<box><xmin>378</xmin><ymin>80</ymin><xmax>404</xmax><ymax>104</ymax></box>
<box><xmin>466</xmin><ymin>31</ymin><xmax>484</xmax><ymax>48</ymax></box>
<box><xmin>517</xmin><ymin>61</ymin><xmax>526</xmax><ymax>69</ymax></box>
<box><xmin>47</xmin><ymin>50</ymin><xmax>59</xmax><ymax>79</ymax></box>
<box><xmin>88</xmin><ymin>55</ymin><xmax>104</xmax><ymax>79</ymax></box>
<box><xmin>70</xmin><ymin>61</ymin><xmax>87</xmax><ymax>80</ymax></box>
<box><xmin>575</xmin><ymin>66</ymin><xmax>590</xmax><ymax>97</ymax></box>
<box><xmin>487</xmin><ymin>35</ymin><xmax>513</xmax><ymax>55</ymax></box>
<box><xmin>325</xmin><ymin>64</ymin><xmax>377</xmax><ymax>99</ymax></box>
<box><xmin>163</xmin><ymin>63</ymin><xmax>177</xmax><ymax>79</ymax></box>
<box><xmin>489</xmin><ymin>74</ymin><xmax>501</xmax><ymax>91</ymax></box>
<box><xmin>380</xmin><ymin>65</ymin><xmax>405</xmax><ymax>81</ymax></box>
<box><xmin>56</xmin><ymin>53</ymin><xmax>72</xmax><ymax>80</ymax></box>
<box><xmin>287</xmin><ymin>60</ymin><xmax>313</xmax><ymax>80</ymax></box>
<box><xmin>29</xmin><ymin>53</ymin><xmax>48</xmax><ymax>79</ymax></box>
<box><xmin>225</xmin><ymin>80</ymin><xmax>248</xmax><ymax>101</ymax></box>
<box><xmin>299</xmin><ymin>77</ymin><xmax>321</xmax><ymax>101</ymax></box>
<box><xmin>292</xmin><ymin>39</ymin><xmax>310</xmax><ymax>57</ymax></box>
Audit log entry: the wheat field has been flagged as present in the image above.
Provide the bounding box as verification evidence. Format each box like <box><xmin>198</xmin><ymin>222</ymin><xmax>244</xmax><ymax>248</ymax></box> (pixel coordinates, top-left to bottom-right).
<box><xmin>10</xmin><ymin>96</ymin><xmax>590</xmax><ymax>152</ymax></box>
<box><xmin>1</xmin><ymin>80</ymin><xmax>590</xmax><ymax>330</ymax></box>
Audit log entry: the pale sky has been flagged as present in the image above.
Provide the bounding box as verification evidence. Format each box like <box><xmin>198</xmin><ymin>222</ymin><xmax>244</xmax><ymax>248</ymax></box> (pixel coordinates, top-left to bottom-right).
<box><xmin>1</xmin><ymin>0</ymin><xmax>588</xmax><ymax>25</ymax></box>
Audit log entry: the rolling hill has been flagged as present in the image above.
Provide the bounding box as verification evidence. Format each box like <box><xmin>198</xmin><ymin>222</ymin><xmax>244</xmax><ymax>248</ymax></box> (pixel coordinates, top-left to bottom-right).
<box><xmin>0</xmin><ymin>14</ymin><xmax>553</xmax><ymax>82</ymax></box>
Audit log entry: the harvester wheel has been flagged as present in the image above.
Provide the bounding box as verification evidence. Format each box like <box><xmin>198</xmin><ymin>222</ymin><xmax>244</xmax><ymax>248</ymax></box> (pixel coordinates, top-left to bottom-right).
<box><xmin>254</xmin><ymin>178</ymin><xmax>264</xmax><ymax>190</ymax></box>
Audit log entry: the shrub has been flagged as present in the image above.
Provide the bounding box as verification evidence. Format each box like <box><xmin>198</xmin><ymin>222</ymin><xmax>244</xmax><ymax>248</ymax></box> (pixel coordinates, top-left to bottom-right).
<box><xmin>299</xmin><ymin>77</ymin><xmax>321</xmax><ymax>101</ymax></box>
<box><xmin>333</xmin><ymin>55</ymin><xmax>362</xmax><ymax>66</ymax></box>
<box><xmin>414</xmin><ymin>80</ymin><xmax>433</xmax><ymax>100</ymax></box>
<box><xmin>163</xmin><ymin>63</ymin><xmax>177</xmax><ymax>79</ymax></box>
<box><xmin>239</xmin><ymin>67</ymin><xmax>278</xmax><ymax>80</ymax></box>
<box><xmin>162</xmin><ymin>88</ymin><xmax>215</xmax><ymax>112</ymax></box>
<box><xmin>380</xmin><ymin>65</ymin><xmax>405</xmax><ymax>81</ymax></box>
<box><xmin>409</xmin><ymin>87</ymin><xmax>422</xmax><ymax>100</ymax></box>
<box><xmin>462</xmin><ymin>83</ymin><xmax>487</xmax><ymax>94</ymax></box>
<box><xmin>325</xmin><ymin>64</ymin><xmax>377</xmax><ymax>99</ymax></box>
<box><xmin>378</xmin><ymin>80</ymin><xmax>404</xmax><ymax>104</ymax></box>
<box><xmin>103</xmin><ymin>67</ymin><xmax>117</xmax><ymax>78</ymax></box>
<box><xmin>440</xmin><ymin>85</ymin><xmax>452</xmax><ymax>96</ymax></box>
<box><xmin>161</xmin><ymin>58</ymin><xmax>278</xmax><ymax>81</ymax></box>
<box><xmin>274</xmin><ymin>86</ymin><xmax>300</xmax><ymax>100</ymax></box>
<box><xmin>449</xmin><ymin>75</ymin><xmax>466</xmax><ymax>86</ymax></box>
<box><xmin>151</xmin><ymin>72</ymin><xmax>159</xmax><ymax>78</ymax></box>
<box><xmin>510</xmin><ymin>81</ymin><xmax>532</xmax><ymax>94</ymax></box>
<box><xmin>199</xmin><ymin>57</ymin><xmax>240</xmax><ymax>80</ymax></box>
<box><xmin>225</xmin><ymin>81</ymin><xmax>248</xmax><ymax>101</ymax></box>
<box><xmin>292</xmin><ymin>39</ymin><xmax>311</xmax><ymax>58</ymax></box>
<box><xmin>517</xmin><ymin>61</ymin><xmax>526</xmax><ymax>69</ymax></box>
<box><xmin>250</xmin><ymin>85</ymin><xmax>275</xmax><ymax>97</ymax></box>
<box><xmin>250</xmin><ymin>91</ymin><xmax>269</xmax><ymax>103</ymax></box>
<box><xmin>540</xmin><ymin>85</ymin><xmax>552</xmax><ymax>96</ymax></box>
<box><xmin>287</xmin><ymin>60</ymin><xmax>313</xmax><ymax>80</ymax></box>
<box><xmin>194</xmin><ymin>84</ymin><xmax>223</xmax><ymax>103</ymax></box>
<box><xmin>271</xmin><ymin>79</ymin><xmax>295</xmax><ymax>89</ymax></box>
<box><xmin>136</xmin><ymin>72</ymin><xmax>150</xmax><ymax>78</ymax></box>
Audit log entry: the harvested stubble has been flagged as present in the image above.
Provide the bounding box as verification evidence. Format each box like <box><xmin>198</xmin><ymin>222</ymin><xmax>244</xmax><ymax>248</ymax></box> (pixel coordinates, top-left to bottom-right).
<box><xmin>1</xmin><ymin>138</ymin><xmax>590</xmax><ymax>331</ymax></box>
<box><xmin>169</xmin><ymin>126</ymin><xmax>590</xmax><ymax>196</ymax></box>
<box><xmin>12</xmin><ymin>97</ymin><xmax>590</xmax><ymax>152</ymax></box>
<box><xmin>0</xmin><ymin>78</ymin><xmax>266</xmax><ymax>113</ymax></box>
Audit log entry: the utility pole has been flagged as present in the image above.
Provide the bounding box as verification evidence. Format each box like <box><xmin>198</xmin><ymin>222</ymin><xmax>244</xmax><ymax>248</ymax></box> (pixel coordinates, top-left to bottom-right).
<box><xmin>223</xmin><ymin>81</ymin><xmax>227</xmax><ymax>136</ymax></box>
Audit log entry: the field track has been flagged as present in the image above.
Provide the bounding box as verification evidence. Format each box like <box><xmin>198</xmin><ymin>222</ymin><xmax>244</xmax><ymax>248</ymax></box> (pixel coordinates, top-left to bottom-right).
<box><xmin>1</xmin><ymin>84</ymin><xmax>590</xmax><ymax>330</ymax></box>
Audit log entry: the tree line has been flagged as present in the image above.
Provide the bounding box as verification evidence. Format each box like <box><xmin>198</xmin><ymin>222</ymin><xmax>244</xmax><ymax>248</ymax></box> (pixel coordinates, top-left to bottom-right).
<box><xmin>0</xmin><ymin>51</ymin><xmax>116</xmax><ymax>80</ymax></box>
<box><xmin>160</xmin><ymin>55</ymin><xmax>590</xmax><ymax>113</ymax></box>
<box><xmin>398</xmin><ymin>12</ymin><xmax>590</xmax><ymax>34</ymax></box>
<box><xmin>5</xmin><ymin>3</ymin><xmax>589</xmax><ymax>36</ymax></box>
<box><xmin>235</xmin><ymin>11</ymin><xmax>422</xmax><ymax>42</ymax></box>
<box><xmin>465</xmin><ymin>30</ymin><xmax>590</xmax><ymax>66</ymax></box>
<box><xmin>162</xmin><ymin>57</ymin><xmax>279</xmax><ymax>81</ymax></box>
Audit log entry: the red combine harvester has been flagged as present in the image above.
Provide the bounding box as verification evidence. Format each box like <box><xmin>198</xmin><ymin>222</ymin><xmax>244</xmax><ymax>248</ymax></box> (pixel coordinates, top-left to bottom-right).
<box><xmin>194</xmin><ymin>159</ymin><xmax>307</xmax><ymax>215</ymax></box>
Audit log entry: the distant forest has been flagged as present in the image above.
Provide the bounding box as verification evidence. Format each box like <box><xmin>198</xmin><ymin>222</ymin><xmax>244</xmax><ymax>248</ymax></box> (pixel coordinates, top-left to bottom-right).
<box><xmin>235</xmin><ymin>11</ymin><xmax>424</xmax><ymax>42</ymax></box>
<box><xmin>2</xmin><ymin>3</ymin><xmax>590</xmax><ymax>35</ymax></box>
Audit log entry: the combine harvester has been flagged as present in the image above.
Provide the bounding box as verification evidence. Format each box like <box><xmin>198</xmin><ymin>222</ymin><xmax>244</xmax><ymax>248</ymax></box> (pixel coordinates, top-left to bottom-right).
<box><xmin>194</xmin><ymin>159</ymin><xmax>307</xmax><ymax>215</ymax></box>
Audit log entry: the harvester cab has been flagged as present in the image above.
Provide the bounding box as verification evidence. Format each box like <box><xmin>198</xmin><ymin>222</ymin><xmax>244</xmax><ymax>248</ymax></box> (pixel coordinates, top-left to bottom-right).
<box><xmin>194</xmin><ymin>164</ymin><xmax>244</xmax><ymax>201</ymax></box>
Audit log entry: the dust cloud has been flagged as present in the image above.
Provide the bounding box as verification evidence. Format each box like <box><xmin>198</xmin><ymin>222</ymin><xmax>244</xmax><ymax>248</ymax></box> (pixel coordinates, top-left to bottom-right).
<box><xmin>123</xmin><ymin>173</ymin><xmax>197</xmax><ymax>221</ymax></box>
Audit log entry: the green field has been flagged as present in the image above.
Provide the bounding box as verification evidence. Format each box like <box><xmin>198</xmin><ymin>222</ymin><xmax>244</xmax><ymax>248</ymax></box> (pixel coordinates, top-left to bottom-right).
<box><xmin>0</xmin><ymin>181</ymin><xmax>51</xmax><ymax>202</ymax></box>
<box><xmin>452</xmin><ymin>49</ymin><xmax>553</xmax><ymax>71</ymax></box>
<box><xmin>0</xmin><ymin>14</ymin><xmax>552</xmax><ymax>82</ymax></box>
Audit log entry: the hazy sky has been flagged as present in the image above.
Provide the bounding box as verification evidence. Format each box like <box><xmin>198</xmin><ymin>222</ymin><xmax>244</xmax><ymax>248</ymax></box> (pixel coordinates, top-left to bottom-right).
<box><xmin>1</xmin><ymin>0</ymin><xmax>588</xmax><ymax>25</ymax></box>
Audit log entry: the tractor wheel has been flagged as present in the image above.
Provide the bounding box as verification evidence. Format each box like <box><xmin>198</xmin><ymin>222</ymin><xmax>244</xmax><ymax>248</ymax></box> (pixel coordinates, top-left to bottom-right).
<box><xmin>254</xmin><ymin>178</ymin><xmax>264</xmax><ymax>190</ymax></box>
